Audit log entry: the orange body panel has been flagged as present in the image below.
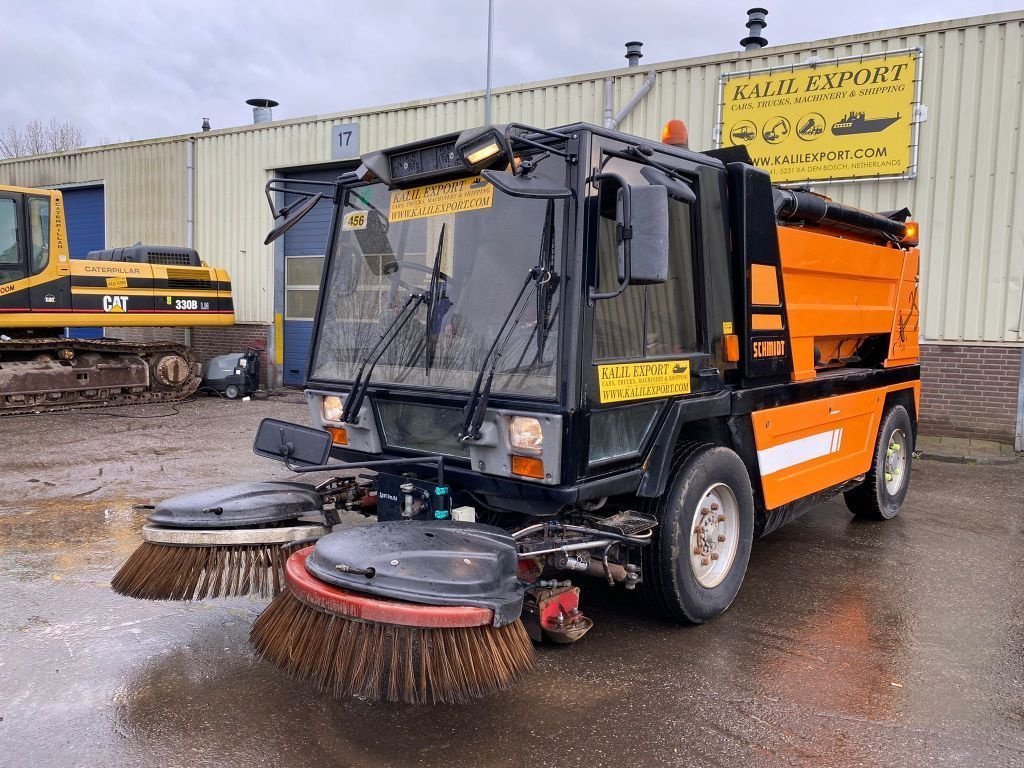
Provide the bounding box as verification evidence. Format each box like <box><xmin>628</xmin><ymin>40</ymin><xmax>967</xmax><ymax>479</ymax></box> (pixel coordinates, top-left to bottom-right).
<box><xmin>750</xmin><ymin>264</ymin><xmax>781</xmax><ymax>306</ymax></box>
<box><xmin>751</xmin><ymin>313</ymin><xmax>784</xmax><ymax>330</ymax></box>
<box><xmin>751</xmin><ymin>383</ymin><xmax>916</xmax><ymax>509</ymax></box>
<box><xmin>885</xmin><ymin>248</ymin><xmax>920</xmax><ymax>366</ymax></box>
<box><xmin>776</xmin><ymin>227</ymin><xmax>918</xmax><ymax>381</ymax></box>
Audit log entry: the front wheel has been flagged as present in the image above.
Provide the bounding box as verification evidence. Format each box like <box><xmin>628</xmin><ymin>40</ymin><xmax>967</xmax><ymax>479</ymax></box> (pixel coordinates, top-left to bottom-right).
<box><xmin>641</xmin><ymin>445</ymin><xmax>755</xmax><ymax>624</ymax></box>
<box><xmin>844</xmin><ymin>404</ymin><xmax>914</xmax><ymax>520</ymax></box>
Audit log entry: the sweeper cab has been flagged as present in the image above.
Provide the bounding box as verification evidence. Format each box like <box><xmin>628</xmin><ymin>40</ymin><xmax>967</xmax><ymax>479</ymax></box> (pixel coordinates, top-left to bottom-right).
<box><xmin>113</xmin><ymin>121</ymin><xmax>921</xmax><ymax>704</ymax></box>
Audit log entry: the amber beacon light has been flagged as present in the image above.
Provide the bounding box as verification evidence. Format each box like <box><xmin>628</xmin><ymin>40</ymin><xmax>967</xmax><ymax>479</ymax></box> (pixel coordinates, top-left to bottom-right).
<box><xmin>661</xmin><ymin>119</ymin><xmax>689</xmax><ymax>148</ymax></box>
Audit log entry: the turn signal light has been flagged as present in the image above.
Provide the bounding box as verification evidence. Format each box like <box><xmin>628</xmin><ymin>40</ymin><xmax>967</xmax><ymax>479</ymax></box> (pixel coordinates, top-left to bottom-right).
<box><xmin>724</xmin><ymin>334</ymin><xmax>740</xmax><ymax>362</ymax></box>
<box><xmin>511</xmin><ymin>455</ymin><xmax>544</xmax><ymax>479</ymax></box>
<box><xmin>901</xmin><ymin>220</ymin><xmax>920</xmax><ymax>247</ymax></box>
<box><xmin>326</xmin><ymin>427</ymin><xmax>348</xmax><ymax>446</ymax></box>
<box><xmin>661</xmin><ymin>119</ymin><xmax>689</xmax><ymax>148</ymax></box>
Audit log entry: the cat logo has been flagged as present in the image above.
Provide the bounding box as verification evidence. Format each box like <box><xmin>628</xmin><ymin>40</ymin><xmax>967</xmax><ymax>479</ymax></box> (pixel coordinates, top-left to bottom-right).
<box><xmin>102</xmin><ymin>295</ymin><xmax>129</xmax><ymax>313</ymax></box>
<box><xmin>44</xmin><ymin>294</ymin><xmax>56</xmax><ymax>303</ymax></box>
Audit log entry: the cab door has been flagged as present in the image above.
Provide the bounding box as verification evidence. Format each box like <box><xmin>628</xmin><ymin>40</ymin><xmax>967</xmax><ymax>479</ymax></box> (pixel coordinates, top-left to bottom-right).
<box><xmin>580</xmin><ymin>140</ymin><xmax>718</xmax><ymax>478</ymax></box>
<box><xmin>0</xmin><ymin>192</ymin><xmax>27</xmax><ymax>295</ymax></box>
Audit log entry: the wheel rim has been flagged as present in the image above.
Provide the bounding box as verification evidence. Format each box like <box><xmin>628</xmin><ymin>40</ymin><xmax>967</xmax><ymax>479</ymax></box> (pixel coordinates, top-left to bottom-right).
<box><xmin>884</xmin><ymin>428</ymin><xmax>908</xmax><ymax>495</ymax></box>
<box><xmin>688</xmin><ymin>483</ymin><xmax>740</xmax><ymax>589</ymax></box>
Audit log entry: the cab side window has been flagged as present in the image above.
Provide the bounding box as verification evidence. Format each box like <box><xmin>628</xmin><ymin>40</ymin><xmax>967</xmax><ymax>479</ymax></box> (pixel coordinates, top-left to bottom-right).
<box><xmin>593</xmin><ymin>159</ymin><xmax>700</xmax><ymax>361</ymax></box>
<box><xmin>0</xmin><ymin>199</ymin><xmax>19</xmax><ymax>265</ymax></box>
<box><xmin>28</xmin><ymin>197</ymin><xmax>50</xmax><ymax>275</ymax></box>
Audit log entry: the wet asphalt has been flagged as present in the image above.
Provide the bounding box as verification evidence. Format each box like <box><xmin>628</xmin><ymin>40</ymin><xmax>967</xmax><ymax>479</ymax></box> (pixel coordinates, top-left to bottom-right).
<box><xmin>0</xmin><ymin>396</ymin><xmax>1022</xmax><ymax>767</ymax></box>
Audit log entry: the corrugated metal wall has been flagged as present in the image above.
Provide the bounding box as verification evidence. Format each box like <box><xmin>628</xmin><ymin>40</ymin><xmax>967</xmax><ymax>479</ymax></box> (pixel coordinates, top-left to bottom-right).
<box><xmin>0</xmin><ymin>140</ymin><xmax>188</xmax><ymax>247</ymax></box>
<box><xmin>4</xmin><ymin>12</ymin><xmax>1021</xmax><ymax>339</ymax></box>
<box><xmin>193</xmin><ymin>11</ymin><xmax>1024</xmax><ymax>336</ymax></box>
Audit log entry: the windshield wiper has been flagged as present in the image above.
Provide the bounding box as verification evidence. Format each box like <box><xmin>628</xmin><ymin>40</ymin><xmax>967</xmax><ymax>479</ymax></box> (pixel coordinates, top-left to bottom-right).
<box><xmin>534</xmin><ymin>199</ymin><xmax>558</xmax><ymax>361</ymax></box>
<box><xmin>423</xmin><ymin>223</ymin><xmax>449</xmax><ymax>375</ymax></box>
<box><xmin>340</xmin><ymin>291</ymin><xmax>427</xmax><ymax>424</ymax></box>
<box><xmin>460</xmin><ymin>265</ymin><xmax>549</xmax><ymax>442</ymax></box>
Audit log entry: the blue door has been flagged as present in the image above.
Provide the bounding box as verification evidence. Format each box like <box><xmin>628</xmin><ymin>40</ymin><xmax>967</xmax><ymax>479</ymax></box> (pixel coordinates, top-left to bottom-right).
<box><xmin>62</xmin><ymin>185</ymin><xmax>105</xmax><ymax>339</ymax></box>
<box><xmin>281</xmin><ymin>169</ymin><xmax>344</xmax><ymax>386</ymax></box>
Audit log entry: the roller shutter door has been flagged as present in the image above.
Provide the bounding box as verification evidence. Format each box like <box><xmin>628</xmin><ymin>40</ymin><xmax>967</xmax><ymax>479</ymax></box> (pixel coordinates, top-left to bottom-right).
<box><xmin>62</xmin><ymin>185</ymin><xmax>105</xmax><ymax>339</ymax></box>
<box><xmin>281</xmin><ymin>169</ymin><xmax>342</xmax><ymax>386</ymax></box>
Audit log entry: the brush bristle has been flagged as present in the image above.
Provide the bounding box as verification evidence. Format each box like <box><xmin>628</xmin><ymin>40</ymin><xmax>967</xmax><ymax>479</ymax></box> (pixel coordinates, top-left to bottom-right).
<box><xmin>111</xmin><ymin>541</ymin><xmax>288</xmax><ymax>600</ymax></box>
<box><xmin>250</xmin><ymin>589</ymin><xmax>535</xmax><ymax>704</ymax></box>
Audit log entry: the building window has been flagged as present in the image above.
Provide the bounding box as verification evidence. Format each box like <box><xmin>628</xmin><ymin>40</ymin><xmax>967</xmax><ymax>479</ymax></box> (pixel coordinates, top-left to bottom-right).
<box><xmin>285</xmin><ymin>255</ymin><xmax>324</xmax><ymax>320</ymax></box>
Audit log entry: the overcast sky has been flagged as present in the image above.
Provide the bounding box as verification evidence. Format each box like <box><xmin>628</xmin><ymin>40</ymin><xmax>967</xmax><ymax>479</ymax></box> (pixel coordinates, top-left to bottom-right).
<box><xmin>2</xmin><ymin>0</ymin><xmax>1019</xmax><ymax>146</ymax></box>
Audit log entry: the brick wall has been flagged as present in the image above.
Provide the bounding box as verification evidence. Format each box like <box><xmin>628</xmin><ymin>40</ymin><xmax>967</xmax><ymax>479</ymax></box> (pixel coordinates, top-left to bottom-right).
<box><xmin>104</xmin><ymin>327</ymin><xmax>189</xmax><ymax>344</ymax></box>
<box><xmin>190</xmin><ymin>324</ymin><xmax>272</xmax><ymax>386</ymax></box>
<box><xmin>919</xmin><ymin>344</ymin><xmax>1021</xmax><ymax>443</ymax></box>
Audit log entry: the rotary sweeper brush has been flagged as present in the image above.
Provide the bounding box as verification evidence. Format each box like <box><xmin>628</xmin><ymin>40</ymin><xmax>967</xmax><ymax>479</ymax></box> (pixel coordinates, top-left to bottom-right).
<box><xmin>250</xmin><ymin>525</ymin><xmax>535</xmax><ymax>704</ymax></box>
<box><xmin>111</xmin><ymin>481</ymin><xmax>333</xmax><ymax>600</ymax></box>
<box><xmin>111</xmin><ymin>121</ymin><xmax>922</xmax><ymax>705</ymax></box>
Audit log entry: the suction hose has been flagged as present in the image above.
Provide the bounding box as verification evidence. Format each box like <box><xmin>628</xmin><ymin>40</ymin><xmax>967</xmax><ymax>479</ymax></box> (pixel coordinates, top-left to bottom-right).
<box><xmin>774</xmin><ymin>188</ymin><xmax>907</xmax><ymax>240</ymax></box>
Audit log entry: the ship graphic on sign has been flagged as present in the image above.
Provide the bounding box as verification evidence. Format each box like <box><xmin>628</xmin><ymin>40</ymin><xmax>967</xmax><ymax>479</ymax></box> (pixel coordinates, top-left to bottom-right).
<box><xmin>831</xmin><ymin>111</ymin><xmax>901</xmax><ymax>135</ymax></box>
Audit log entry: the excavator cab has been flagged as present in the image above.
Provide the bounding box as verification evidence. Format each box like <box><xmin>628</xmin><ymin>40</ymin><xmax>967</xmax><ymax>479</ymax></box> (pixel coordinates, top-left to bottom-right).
<box><xmin>0</xmin><ymin>188</ymin><xmax>53</xmax><ymax>291</ymax></box>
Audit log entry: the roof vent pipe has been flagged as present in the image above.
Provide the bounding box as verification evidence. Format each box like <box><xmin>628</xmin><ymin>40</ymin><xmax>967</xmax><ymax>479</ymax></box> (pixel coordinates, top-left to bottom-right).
<box><xmin>740</xmin><ymin>8</ymin><xmax>768</xmax><ymax>51</ymax></box>
<box><xmin>201</xmin><ymin>118</ymin><xmax>211</xmax><ymax>132</ymax></box>
<box><xmin>246</xmin><ymin>98</ymin><xmax>279</xmax><ymax>124</ymax></box>
<box><xmin>624</xmin><ymin>41</ymin><xmax>643</xmax><ymax>67</ymax></box>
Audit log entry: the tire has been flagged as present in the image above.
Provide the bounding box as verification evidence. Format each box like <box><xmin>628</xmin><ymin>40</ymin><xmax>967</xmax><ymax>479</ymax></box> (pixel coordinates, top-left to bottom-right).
<box><xmin>844</xmin><ymin>404</ymin><xmax>913</xmax><ymax>520</ymax></box>
<box><xmin>640</xmin><ymin>444</ymin><xmax>755</xmax><ymax>624</ymax></box>
<box><xmin>224</xmin><ymin>384</ymin><xmax>240</xmax><ymax>399</ymax></box>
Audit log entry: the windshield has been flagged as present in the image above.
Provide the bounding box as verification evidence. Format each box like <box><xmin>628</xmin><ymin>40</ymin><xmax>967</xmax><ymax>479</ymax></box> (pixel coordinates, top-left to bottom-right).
<box><xmin>311</xmin><ymin>167</ymin><xmax>566</xmax><ymax>397</ymax></box>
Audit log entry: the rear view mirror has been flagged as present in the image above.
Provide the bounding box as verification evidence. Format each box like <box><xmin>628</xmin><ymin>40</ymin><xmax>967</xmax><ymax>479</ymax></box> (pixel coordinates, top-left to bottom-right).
<box><xmin>253</xmin><ymin>418</ymin><xmax>332</xmax><ymax>467</ymax></box>
<box><xmin>640</xmin><ymin>166</ymin><xmax>696</xmax><ymax>205</ymax></box>
<box><xmin>619</xmin><ymin>184</ymin><xmax>669</xmax><ymax>285</ymax></box>
<box><xmin>264</xmin><ymin>193</ymin><xmax>323</xmax><ymax>245</ymax></box>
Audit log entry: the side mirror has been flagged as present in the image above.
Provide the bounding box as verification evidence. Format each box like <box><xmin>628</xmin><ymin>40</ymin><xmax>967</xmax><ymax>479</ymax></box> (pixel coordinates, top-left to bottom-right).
<box><xmin>590</xmin><ymin>173</ymin><xmax>669</xmax><ymax>301</ymax></box>
<box><xmin>618</xmin><ymin>184</ymin><xmax>669</xmax><ymax>285</ymax></box>
<box><xmin>253</xmin><ymin>418</ymin><xmax>332</xmax><ymax>467</ymax></box>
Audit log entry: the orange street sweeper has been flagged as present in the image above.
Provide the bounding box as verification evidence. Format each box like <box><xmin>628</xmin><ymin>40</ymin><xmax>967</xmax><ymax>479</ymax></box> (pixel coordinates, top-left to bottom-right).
<box><xmin>112</xmin><ymin>121</ymin><xmax>920</xmax><ymax>704</ymax></box>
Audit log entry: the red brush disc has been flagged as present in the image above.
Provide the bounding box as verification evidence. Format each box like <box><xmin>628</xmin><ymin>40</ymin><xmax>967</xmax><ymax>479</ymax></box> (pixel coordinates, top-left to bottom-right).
<box><xmin>285</xmin><ymin>547</ymin><xmax>495</xmax><ymax>629</ymax></box>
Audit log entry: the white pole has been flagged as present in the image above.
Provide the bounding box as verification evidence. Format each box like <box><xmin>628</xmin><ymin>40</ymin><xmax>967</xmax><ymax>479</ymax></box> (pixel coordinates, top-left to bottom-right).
<box><xmin>485</xmin><ymin>0</ymin><xmax>494</xmax><ymax>124</ymax></box>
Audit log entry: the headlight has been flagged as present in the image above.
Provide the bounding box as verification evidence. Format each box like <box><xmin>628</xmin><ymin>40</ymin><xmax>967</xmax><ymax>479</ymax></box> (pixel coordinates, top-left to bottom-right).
<box><xmin>322</xmin><ymin>395</ymin><xmax>344</xmax><ymax>422</ymax></box>
<box><xmin>509</xmin><ymin>416</ymin><xmax>543</xmax><ymax>452</ymax></box>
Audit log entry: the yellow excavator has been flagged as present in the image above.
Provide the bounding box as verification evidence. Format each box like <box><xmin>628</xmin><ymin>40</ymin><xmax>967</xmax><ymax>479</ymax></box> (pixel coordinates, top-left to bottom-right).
<box><xmin>0</xmin><ymin>184</ymin><xmax>234</xmax><ymax>414</ymax></box>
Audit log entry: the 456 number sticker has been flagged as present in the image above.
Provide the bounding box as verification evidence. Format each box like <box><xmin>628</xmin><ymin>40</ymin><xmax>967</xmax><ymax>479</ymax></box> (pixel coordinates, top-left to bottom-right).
<box><xmin>342</xmin><ymin>211</ymin><xmax>368</xmax><ymax>231</ymax></box>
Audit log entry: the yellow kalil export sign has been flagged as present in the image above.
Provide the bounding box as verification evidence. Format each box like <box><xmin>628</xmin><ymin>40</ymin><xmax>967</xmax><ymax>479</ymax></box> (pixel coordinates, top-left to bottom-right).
<box><xmin>389</xmin><ymin>176</ymin><xmax>494</xmax><ymax>223</ymax></box>
<box><xmin>720</xmin><ymin>52</ymin><xmax>918</xmax><ymax>182</ymax></box>
<box><xmin>598</xmin><ymin>360</ymin><xmax>691</xmax><ymax>404</ymax></box>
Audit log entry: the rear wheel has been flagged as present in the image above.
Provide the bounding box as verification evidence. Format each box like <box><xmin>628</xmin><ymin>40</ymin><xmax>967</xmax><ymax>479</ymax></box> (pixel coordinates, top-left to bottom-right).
<box><xmin>641</xmin><ymin>444</ymin><xmax>755</xmax><ymax>624</ymax></box>
<box><xmin>844</xmin><ymin>404</ymin><xmax>914</xmax><ymax>520</ymax></box>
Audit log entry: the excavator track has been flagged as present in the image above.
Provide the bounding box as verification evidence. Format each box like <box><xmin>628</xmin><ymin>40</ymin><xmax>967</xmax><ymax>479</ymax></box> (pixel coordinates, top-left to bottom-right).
<box><xmin>0</xmin><ymin>337</ymin><xmax>202</xmax><ymax>415</ymax></box>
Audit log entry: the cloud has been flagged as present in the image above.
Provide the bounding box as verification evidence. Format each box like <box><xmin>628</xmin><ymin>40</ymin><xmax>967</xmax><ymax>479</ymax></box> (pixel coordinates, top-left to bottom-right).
<box><xmin>2</xmin><ymin>0</ymin><xmax>1018</xmax><ymax>145</ymax></box>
